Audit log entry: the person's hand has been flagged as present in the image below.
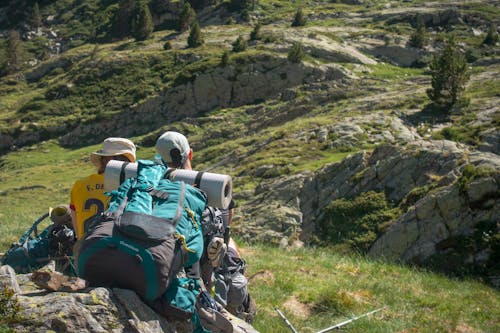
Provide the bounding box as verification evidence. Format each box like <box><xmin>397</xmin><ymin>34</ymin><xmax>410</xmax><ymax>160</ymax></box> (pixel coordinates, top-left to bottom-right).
<box><xmin>207</xmin><ymin>237</ymin><xmax>226</xmax><ymax>268</ymax></box>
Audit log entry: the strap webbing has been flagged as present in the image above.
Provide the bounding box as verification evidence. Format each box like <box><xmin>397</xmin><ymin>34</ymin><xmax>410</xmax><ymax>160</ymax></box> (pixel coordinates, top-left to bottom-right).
<box><xmin>194</xmin><ymin>172</ymin><xmax>204</xmax><ymax>188</ymax></box>
<box><xmin>119</xmin><ymin>162</ymin><xmax>130</xmax><ymax>185</ymax></box>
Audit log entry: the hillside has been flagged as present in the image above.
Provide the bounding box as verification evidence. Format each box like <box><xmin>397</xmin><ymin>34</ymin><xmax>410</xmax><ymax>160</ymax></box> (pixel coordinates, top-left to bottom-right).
<box><xmin>0</xmin><ymin>0</ymin><xmax>499</xmax><ymax>332</ymax></box>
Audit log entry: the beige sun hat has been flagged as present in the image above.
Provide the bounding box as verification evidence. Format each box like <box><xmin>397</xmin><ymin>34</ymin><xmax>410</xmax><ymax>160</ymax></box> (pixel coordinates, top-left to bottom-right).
<box><xmin>90</xmin><ymin>137</ymin><xmax>136</xmax><ymax>166</ymax></box>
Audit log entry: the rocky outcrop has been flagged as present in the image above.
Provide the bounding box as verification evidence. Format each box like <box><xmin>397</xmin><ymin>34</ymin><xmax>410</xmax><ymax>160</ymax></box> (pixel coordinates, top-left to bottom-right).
<box><xmin>236</xmin><ymin>140</ymin><xmax>499</xmax><ymax>279</ymax></box>
<box><xmin>0</xmin><ymin>265</ymin><xmax>257</xmax><ymax>333</ymax></box>
<box><xmin>58</xmin><ymin>55</ymin><xmax>351</xmax><ymax>147</ymax></box>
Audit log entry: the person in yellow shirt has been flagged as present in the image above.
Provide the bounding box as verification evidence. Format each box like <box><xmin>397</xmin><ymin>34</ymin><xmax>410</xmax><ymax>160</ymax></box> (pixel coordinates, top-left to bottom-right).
<box><xmin>70</xmin><ymin>137</ymin><xmax>136</xmax><ymax>239</ymax></box>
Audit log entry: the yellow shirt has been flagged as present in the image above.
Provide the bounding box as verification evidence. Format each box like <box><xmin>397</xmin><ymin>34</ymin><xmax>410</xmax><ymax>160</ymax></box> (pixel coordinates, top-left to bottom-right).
<box><xmin>70</xmin><ymin>173</ymin><xmax>108</xmax><ymax>239</ymax></box>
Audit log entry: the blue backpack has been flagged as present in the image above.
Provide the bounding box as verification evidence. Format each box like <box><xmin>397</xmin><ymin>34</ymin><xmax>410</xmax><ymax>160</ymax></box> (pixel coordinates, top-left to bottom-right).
<box><xmin>76</xmin><ymin>160</ymin><xmax>207</xmax><ymax>302</ymax></box>
<box><xmin>2</xmin><ymin>206</ymin><xmax>75</xmax><ymax>274</ymax></box>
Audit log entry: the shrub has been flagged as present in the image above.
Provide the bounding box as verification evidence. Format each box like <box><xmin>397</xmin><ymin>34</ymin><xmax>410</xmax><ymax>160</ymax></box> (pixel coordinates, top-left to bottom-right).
<box><xmin>220</xmin><ymin>51</ymin><xmax>230</xmax><ymax>67</ymax></box>
<box><xmin>232</xmin><ymin>35</ymin><xmax>247</xmax><ymax>52</ymax></box>
<box><xmin>409</xmin><ymin>17</ymin><xmax>426</xmax><ymax>49</ymax></box>
<box><xmin>483</xmin><ymin>23</ymin><xmax>499</xmax><ymax>46</ymax></box>
<box><xmin>426</xmin><ymin>36</ymin><xmax>470</xmax><ymax>111</ymax></box>
<box><xmin>291</xmin><ymin>8</ymin><xmax>306</xmax><ymax>27</ymax></box>
<box><xmin>0</xmin><ymin>288</ymin><xmax>22</xmax><ymax>324</ymax></box>
<box><xmin>250</xmin><ymin>23</ymin><xmax>262</xmax><ymax>41</ymax></box>
<box><xmin>287</xmin><ymin>42</ymin><xmax>305</xmax><ymax>63</ymax></box>
<box><xmin>317</xmin><ymin>191</ymin><xmax>400</xmax><ymax>252</ymax></box>
<box><xmin>187</xmin><ymin>21</ymin><xmax>203</xmax><ymax>48</ymax></box>
<box><xmin>178</xmin><ymin>2</ymin><xmax>195</xmax><ymax>32</ymax></box>
<box><xmin>132</xmin><ymin>0</ymin><xmax>154</xmax><ymax>41</ymax></box>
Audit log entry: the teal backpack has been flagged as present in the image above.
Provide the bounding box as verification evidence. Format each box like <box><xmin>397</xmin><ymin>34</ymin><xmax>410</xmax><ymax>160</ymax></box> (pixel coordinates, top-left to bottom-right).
<box><xmin>76</xmin><ymin>160</ymin><xmax>207</xmax><ymax>302</ymax></box>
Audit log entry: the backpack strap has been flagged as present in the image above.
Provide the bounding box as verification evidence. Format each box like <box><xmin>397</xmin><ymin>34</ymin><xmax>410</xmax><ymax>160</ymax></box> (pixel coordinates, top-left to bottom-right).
<box><xmin>19</xmin><ymin>213</ymin><xmax>50</xmax><ymax>246</ymax></box>
<box><xmin>119</xmin><ymin>162</ymin><xmax>130</xmax><ymax>185</ymax></box>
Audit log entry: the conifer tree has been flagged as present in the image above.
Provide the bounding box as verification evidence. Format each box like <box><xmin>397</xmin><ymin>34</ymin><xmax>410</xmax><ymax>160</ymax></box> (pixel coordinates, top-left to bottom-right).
<box><xmin>232</xmin><ymin>35</ymin><xmax>247</xmax><ymax>52</ymax></box>
<box><xmin>111</xmin><ymin>0</ymin><xmax>136</xmax><ymax>39</ymax></box>
<box><xmin>187</xmin><ymin>21</ymin><xmax>203</xmax><ymax>48</ymax></box>
<box><xmin>178</xmin><ymin>2</ymin><xmax>196</xmax><ymax>32</ymax></box>
<box><xmin>291</xmin><ymin>8</ymin><xmax>306</xmax><ymax>27</ymax></box>
<box><xmin>483</xmin><ymin>23</ymin><xmax>499</xmax><ymax>46</ymax></box>
<box><xmin>30</xmin><ymin>2</ymin><xmax>42</xmax><ymax>29</ymax></box>
<box><xmin>250</xmin><ymin>22</ymin><xmax>262</xmax><ymax>41</ymax></box>
<box><xmin>132</xmin><ymin>0</ymin><xmax>154</xmax><ymax>41</ymax></box>
<box><xmin>427</xmin><ymin>37</ymin><xmax>470</xmax><ymax>110</ymax></box>
<box><xmin>288</xmin><ymin>42</ymin><xmax>305</xmax><ymax>63</ymax></box>
<box><xmin>409</xmin><ymin>18</ymin><xmax>426</xmax><ymax>49</ymax></box>
<box><xmin>5</xmin><ymin>30</ymin><xmax>24</xmax><ymax>74</ymax></box>
<box><xmin>221</xmin><ymin>51</ymin><xmax>229</xmax><ymax>67</ymax></box>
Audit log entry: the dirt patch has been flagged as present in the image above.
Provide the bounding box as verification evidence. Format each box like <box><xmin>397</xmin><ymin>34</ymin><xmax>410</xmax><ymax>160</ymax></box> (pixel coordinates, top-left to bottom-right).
<box><xmin>248</xmin><ymin>270</ymin><xmax>275</xmax><ymax>285</ymax></box>
<box><xmin>282</xmin><ymin>296</ymin><xmax>311</xmax><ymax>319</ymax></box>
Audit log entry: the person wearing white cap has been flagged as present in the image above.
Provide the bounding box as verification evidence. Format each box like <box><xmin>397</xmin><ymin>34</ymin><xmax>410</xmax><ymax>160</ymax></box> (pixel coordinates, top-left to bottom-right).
<box><xmin>155</xmin><ymin>131</ymin><xmax>256</xmax><ymax>323</ymax></box>
<box><xmin>70</xmin><ymin>137</ymin><xmax>136</xmax><ymax>239</ymax></box>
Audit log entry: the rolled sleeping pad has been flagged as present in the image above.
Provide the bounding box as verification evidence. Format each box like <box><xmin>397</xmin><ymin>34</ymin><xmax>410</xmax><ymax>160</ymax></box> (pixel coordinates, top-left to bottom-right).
<box><xmin>104</xmin><ymin>160</ymin><xmax>233</xmax><ymax>209</ymax></box>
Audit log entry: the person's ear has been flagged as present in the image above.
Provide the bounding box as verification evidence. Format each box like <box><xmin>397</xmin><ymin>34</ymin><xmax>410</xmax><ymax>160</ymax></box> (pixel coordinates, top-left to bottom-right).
<box><xmin>188</xmin><ymin>148</ymin><xmax>193</xmax><ymax>161</ymax></box>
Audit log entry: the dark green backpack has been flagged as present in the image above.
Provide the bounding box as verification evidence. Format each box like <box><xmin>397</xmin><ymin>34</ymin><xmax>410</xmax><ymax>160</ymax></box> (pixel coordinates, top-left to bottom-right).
<box><xmin>76</xmin><ymin>160</ymin><xmax>207</xmax><ymax>301</ymax></box>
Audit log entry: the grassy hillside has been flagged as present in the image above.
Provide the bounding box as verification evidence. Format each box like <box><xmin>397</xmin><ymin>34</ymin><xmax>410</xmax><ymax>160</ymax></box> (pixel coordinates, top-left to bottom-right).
<box><xmin>0</xmin><ymin>0</ymin><xmax>499</xmax><ymax>331</ymax></box>
<box><xmin>245</xmin><ymin>244</ymin><xmax>500</xmax><ymax>333</ymax></box>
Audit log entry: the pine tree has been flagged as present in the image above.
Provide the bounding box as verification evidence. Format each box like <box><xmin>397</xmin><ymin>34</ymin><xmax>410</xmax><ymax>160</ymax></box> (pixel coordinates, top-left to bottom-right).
<box><xmin>187</xmin><ymin>21</ymin><xmax>203</xmax><ymax>48</ymax></box>
<box><xmin>5</xmin><ymin>30</ymin><xmax>24</xmax><ymax>74</ymax></box>
<box><xmin>29</xmin><ymin>2</ymin><xmax>42</xmax><ymax>29</ymax></box>
<box><xmin>220</xmin><ymin>51</ymin><xmax>229</xmax><ymax>67</ymax></box>
<box><xmin>288</xmin><ymin>42</ymin><xmax>305</xmax><ymax>63</ymax></box>
<box><xmin>111</xmin><ymin>0</ymin><xmax>136</xmax><ymax>39</ymax></box>
<box><xmin>426</xmin><ymin>37</ymin><xmax>470</xmax><ymax>111</ymax></box>
<box><xmin>483</xmin><ymin>23</ymin><xmax>499</xmax><ymax>46</ymax></box>
<box><xmin>232</xmin><ymin>35</ymin><xmax>247</xmax><ymax>52</ymax></box>
<box><xmin>291</xmin><ymin>8</ymin><xmax>306</xmax><ymax>27</ymax></box>
<box><xmin>132</xmin><ymin>0</ymin><xmax>154</xmax><ymax>41</ymax></box>
<box><xmin>409</xmin><ymin>18</ymin><xmax>426</xmax><ymax>49</ymax></box>
<box><xmin>250</xmin><ymin>22</ymin><xmax>262</xmax><ymax>41</ymax></box>
<box><xmin>178</xmin><ymin>2</ymin><xmax>196</xmax><ymax>32</ymax></box>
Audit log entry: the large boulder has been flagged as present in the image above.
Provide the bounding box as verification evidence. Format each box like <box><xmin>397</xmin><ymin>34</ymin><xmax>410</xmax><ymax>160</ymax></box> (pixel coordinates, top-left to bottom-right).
<box><xmin>0</xmin><ymin>266</ymin><xmax>258</xmax><ymax>333</ymax></box>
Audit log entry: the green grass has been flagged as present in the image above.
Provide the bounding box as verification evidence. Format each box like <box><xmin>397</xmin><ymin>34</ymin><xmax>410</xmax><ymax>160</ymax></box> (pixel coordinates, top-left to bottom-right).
<box><xmin>245</xmin><ymin>244</ymin><xmax>500</xmax><ymax>333</ymax></box>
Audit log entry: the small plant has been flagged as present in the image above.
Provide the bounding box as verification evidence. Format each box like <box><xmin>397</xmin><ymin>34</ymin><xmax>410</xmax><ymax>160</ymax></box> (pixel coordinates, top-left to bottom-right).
<box><xmin>132</xmin><ymin>0</ymin><xmax>154</xmax><ymax>41</ymax></box>
<box><xmin>232</xmin><ymin>35</ymin><xmax>247</xmax><ymax>52</ymax></box>
<box><xmin>187</xmin><ymin>21</ymin><xmax>203</xmax><ymax>48</ymax></box>
<box><xmin>291</xmin><ymin>8</ymin><xmax>306</xmax><ymax>27</ymax></box>
<box><xmin>250</xmin><ymin>23</ymin><xmax>262</xmax><ymax>41</ymax></box>
<box><xmin>4</xmin><ymin>30</ymin><xmax>24</xmax><ymax>75</ymax></box>
<box><xmin>221</xmin><ymin>51</ymin><xmax>230</xmax><ymax>67</ymax></box>
<box><xmin>163</xmin><ymin>41</ymin><xmax>172</xmax><ymax>50</ymax></box>
<box><xmin>178</xmin><ymin>2</ymin><xmax>196</xmax><ymax>32</ymax></box>
<box><xmin>409</xmin><ymin>17</ymin><xmax>426</xmax><ymax>49</ymax></box>
<box><xmin>288</xmin><ymin>42</ymin><xmax>305</xmax><ymax>63</ymax></box>
<box><xmin>29</xmin><ymin>2</ymin><xmax>42</xmax><ymax>29</ymax></box>
<box><xmin>483</xmin><ymin>23</ymin><xmax>499</xmax><ymax>46</ymax></box>
<box><xmin>0</xmin><ymin>287</ymin><xmax>22</xmax><ymax>324</ymax></box>
<box><xmin>426</xmin><ymin>36</ymin><xmax>470</xmax><ymax>112</ymax></box>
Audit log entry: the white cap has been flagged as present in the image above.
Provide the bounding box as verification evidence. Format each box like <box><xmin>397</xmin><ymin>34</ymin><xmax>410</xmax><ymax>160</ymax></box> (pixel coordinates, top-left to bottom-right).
<box><xmin>155</xmin><ymin>131</ymin><xmax>191</xmax><ymax>166</ymax></box>
<box><xmin>90</xmin><ymin>137</ymin><xmax>136</xmax><ymax>166</ymax></box>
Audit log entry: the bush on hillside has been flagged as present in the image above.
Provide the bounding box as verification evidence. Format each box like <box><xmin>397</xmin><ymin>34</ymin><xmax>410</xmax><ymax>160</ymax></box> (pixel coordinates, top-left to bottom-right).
<box><xmin>187</xmin><ymin>21</ymin><xmax>203</xmax><ymax>48</ymax></box>
<box><xmin>317</xmin><ymin>191</ymin><xmax>400</xmax><ymax>252</ymax></box>
<box><xmin>291</xmin><ymin>8</ymin><xmax>306</xmax><ymax>27</ymax></box>
<box><xmin>132</xmin><ymin>0</ymin><xmax>154</xmax><ymax>41</ymax></box>
<box><xmin>288</xmin><ymin>42</ymin><xmax>305</xmax><ymax>63</ymax></box>
<box><xmin>426</xmin><ymin>36</ymin><xmax>470</xmax><ymax>111</ymax></box>
<box><xmin>29</xmin><ymin>2</ymin><xmax>42</xmax><ymax>29</ymax></box>
<box><xmin>232</xmin><ymin>35</ymin><xmax>247</xmax><ymax>52</ymax></box>
<box><xmin>178</xmin><ymin>2</ymin><xmax>196</xmax><ymax>32</ymax></box>
<box><xmin>409</xmin><ymin>17</ymin><xmax>426</xmax><ymax>49</ymax></box>
<box><xmin>483</xmin><ymin>23</ymin><xmax>499</xmax><ymax>46</ymax></box>
<box><xmin>250</xmin><ymin>23</ymin><xmax>262</xmax><ymax>41</ymax></box>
